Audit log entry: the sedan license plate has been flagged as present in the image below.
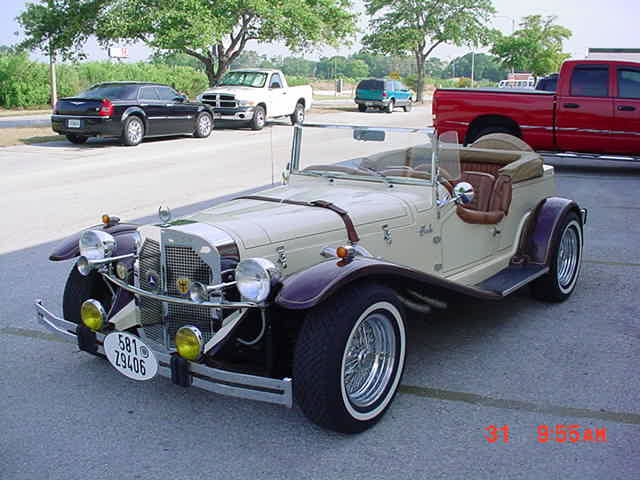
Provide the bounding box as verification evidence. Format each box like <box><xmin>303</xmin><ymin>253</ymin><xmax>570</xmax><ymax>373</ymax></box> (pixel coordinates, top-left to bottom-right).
<box><xmin>67</xmin><ymin>119</ymin><xmax>81</xmax><ymax>128</ymax></box>
<box><xmin>103</xmin><ymin>332</ymin><xmax>158</xmax><ymax>381</ymax></box>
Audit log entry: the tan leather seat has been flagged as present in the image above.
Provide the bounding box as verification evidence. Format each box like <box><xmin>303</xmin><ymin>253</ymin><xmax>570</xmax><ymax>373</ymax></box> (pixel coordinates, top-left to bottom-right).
<box><xmin>455</xmin><ymin>171</ymin><xmax>495</xmax><ymax>211</ymax></box>
<box><xmin>456</xmin><ymin>174</ymin><xmax>512</xmax><ymax>225</ymax></box>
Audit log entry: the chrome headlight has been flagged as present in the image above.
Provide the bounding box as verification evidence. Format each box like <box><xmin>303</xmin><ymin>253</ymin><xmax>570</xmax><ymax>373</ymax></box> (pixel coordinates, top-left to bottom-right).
<box><xmin>237</xmin><ymin>99</ymin><xmax>257</xmax><ymax>107</ymax></box>
<box><xmin>235</xmin><ymin>258</ymin><xmax>281</xmax><ymax>302</ymax></box>
<box><xmin>79</xmin><ymin>230</ymin><xmax>116</xmax><ymax>260</ymax></box>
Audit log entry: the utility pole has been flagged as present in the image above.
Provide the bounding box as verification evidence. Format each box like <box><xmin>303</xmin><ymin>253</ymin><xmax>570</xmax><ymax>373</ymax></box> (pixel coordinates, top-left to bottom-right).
<box><xmin>471</xmin><ymin>51</ymin><xmax>475</xmax><ymax>88</ymax></box>
<box><xmin>48</xmin><ymin>0</ymin><xmax>57</xmax><ymax>108</ymax></box>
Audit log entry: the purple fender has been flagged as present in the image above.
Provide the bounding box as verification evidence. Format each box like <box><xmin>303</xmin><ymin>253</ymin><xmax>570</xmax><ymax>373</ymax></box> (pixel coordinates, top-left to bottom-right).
<box><xmin>524</xmin><ymin>197</ymin><xmax>584</xmax><ymax>265</ymax></box>
<box><xmin>49</xmin><ymin>223</ymin><xmax>139</xmax><ymax>261</ymax></box>
<box><xmin>275</xmin><ymin>256</ymin><xmax>501</xmax><ymax>311</ymax></box>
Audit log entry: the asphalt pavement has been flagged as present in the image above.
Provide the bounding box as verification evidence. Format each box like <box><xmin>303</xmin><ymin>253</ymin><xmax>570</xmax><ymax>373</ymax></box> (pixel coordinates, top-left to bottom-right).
<box><xmin>1</xmin><ymin>105</ymin><xmax>639</xmax><ymax>479</ymax></box>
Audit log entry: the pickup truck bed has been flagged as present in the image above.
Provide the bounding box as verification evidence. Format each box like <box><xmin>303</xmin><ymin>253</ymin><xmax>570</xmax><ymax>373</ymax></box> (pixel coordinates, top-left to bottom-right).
<box><xmin>433</xmin><ymin>59</ymin><xmax>640</xmax><ymax>156</ymax></box>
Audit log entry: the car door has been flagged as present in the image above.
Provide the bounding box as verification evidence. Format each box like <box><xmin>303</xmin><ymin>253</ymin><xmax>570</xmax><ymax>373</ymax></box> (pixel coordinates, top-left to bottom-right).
<box><xmin>555</xmin><ymin>64</ymin><xmax>613</xmax><ymax>153</ymax></box>
<box><xmin>612</xmin><ymin>65</ymin><xmax>640</xmax><ymax>155</ymax></box>
<box><xmin>396</xmin><ymin>81</ymin><xmax>411</xmax><ymax>105</ymax></box>
<box><xmin>268</xmin><ymin>73</ymin><xmax>288</xmax><ymax>117</ymax></box>
<box><xmin>138</xmin><ymin>86</ymin><xmax>168</xmax><ymax>135</ymax></box>
<box><xmin>156</xmin><ymin>86</ymin><xmax>195</xmax><ymax>133</ymax></box>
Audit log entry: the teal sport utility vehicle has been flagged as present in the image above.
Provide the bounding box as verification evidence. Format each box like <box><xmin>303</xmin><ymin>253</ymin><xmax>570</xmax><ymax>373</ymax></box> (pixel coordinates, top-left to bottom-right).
<box><xmin>355</xmin><ymin>79</ymin><xmax>413</xmax><ymax>113</ymax></box>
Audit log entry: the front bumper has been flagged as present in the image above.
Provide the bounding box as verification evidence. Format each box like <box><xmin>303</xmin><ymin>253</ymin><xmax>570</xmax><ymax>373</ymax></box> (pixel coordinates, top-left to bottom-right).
<box><xmin>51</xmin><ymin>115</ymin><xmax>121</xmax><ymax>137</ymax></box>
<box><xmin>35</xmin><ymin>299</ymin><xmax>293</xmax><ymax>408</ymax></box>
<box><xmin>211</xmin><ymin>107</ymin><xmax>255</xmax><ymax>121</ymax></box>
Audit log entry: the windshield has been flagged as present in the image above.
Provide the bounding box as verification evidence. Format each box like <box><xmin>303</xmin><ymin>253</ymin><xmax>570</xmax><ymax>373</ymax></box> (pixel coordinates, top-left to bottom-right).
<box><xmin>75</xmin><ymin>84</ymin><xmax>139</xmax><ymax>100</ymax></box>
<box><xmin>291</xmin><ymin>124</ymin><xmax>434</xmax><ymax>186</ymax></box>
<box><xmin>219</xmin><ymin>71</ymin><xmax>267</xmax><ymax>88</ymax></box>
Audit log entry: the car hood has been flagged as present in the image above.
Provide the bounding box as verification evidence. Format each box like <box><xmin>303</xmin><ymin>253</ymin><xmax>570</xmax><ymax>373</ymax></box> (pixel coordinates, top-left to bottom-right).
<box><xmin>186</xmin><ymin>182</ymin><xmax>419</xmax><ymax>249</ymax></box>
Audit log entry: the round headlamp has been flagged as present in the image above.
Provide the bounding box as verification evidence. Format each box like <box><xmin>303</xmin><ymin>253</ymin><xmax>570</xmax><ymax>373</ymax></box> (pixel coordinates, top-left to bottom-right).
<box><xmin>175</xmin><ymin>326</ymin><xmax>204</xmax><ymax>361</ymax></box>
<box><xmin>79</xmin><ymin>230</ymin><xmax>116</xmax><ymax>260</ymax></box>
<box><xmin>80</xmin><ymin>299</ymin><xmax>106</xmax><ymax>331</ymax></box>
<box><xmin>115</xmin><ymin>261</ymin><xmax>130</xmax><ymax>280</ymax></box>
<box><xmin>235</xmin><ymin>258</ymin><xmax>281</xmax><ymax>302</ymax></box>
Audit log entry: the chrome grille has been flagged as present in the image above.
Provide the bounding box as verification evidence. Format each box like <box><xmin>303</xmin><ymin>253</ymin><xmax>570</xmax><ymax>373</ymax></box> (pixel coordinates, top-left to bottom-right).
<box><xmin>137</xmin><ymin>239</ymin><xmax>221</xmax><ymax>349</ymax></box>
<box><xmin>202</xmin><ymin>93</ymin><xmax>237</xmax><ymax>109</ymax></box>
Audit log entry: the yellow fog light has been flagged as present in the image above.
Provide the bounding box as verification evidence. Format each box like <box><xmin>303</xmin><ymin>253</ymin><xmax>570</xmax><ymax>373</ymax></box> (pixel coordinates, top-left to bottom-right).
<box><xmin>175</xmin><ymin>326</ymin><xmax>204</xmax><ymax>361</ymax></box>
<box><xmin>80</xmin><ymin>299</ymin><xmax>106</xmax><ymax>331</ymax></box>
<box><xmin>115</xmin><ymin>261</ymin><xmax>130</xmax><ymax>280</ymax></box>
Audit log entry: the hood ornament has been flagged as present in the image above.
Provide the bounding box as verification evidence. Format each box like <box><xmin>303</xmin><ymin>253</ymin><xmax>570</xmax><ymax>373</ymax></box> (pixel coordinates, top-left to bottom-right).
<box><xmin>158</xmin><ymin>205</ymin><xmax>172</xmax><ymax>226</ymax></box>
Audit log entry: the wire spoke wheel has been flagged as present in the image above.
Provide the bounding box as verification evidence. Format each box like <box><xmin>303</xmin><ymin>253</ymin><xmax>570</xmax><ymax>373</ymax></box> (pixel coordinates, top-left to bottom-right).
<box><xmin>557</xmin><ymin>223</ymin><xmax>579</xmax><ymax>288</ymax></box>
<box><xmin>342</xmin><ymin>312</ymin><xmax>396</xmax><ymax>409</ymax></box>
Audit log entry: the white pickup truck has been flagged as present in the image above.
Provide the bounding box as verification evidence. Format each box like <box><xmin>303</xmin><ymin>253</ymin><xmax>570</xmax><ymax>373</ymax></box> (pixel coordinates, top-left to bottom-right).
<box><xmin>197</xmin><ymin>69</ymin><xmax>313</xmax><ymax>130</ymax></box>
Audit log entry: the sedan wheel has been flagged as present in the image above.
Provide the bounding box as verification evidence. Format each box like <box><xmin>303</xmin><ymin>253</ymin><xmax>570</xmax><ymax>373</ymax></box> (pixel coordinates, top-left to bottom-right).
<box><xmin>121</xmin><ymin>116</ymin><xmax>144</xmax><ymax>146</ymax></box>
<box><xmin>194</xmin><ymin>112</ymin><xmax>213</xmax><ymax>138</ymax></box>
<box><xmin>294</xmin><ymin>283</ymin><xmax>406</xmax><ymax>433</ymax></box>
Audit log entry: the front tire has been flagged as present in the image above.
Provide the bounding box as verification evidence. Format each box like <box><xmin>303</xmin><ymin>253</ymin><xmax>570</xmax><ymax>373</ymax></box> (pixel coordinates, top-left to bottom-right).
<box><xmin>290</xmin><ymin>102</ymin><xmax>305</xmax><ymax>125</ymax></box>
<box><xmin>194</xmin><ymin>112</ymin><xmax>213</xmax><ymax>138</ymax></box>
<box><xmin>293</xmin><ymin>283</ymin><xmax>406</xmax><ymax>433</ymax></box>
<box><xmin>250</xmin><ymin>105</ymin><xmax>266</xmax><ymax>130</ymax></box>
<box><xmin>121</xmin><ymin>116</ymin><xmax>144</xmax><ymax>146</ymax></box>
<box><xmin>66</xmin><ymin>134</ymin><xmax>88</xmax><ymax>144</ymax></box>
<box><xmin>531</xmin><ymin>212</ymin><xmax>583</xmax><ymax>302</ymax></box>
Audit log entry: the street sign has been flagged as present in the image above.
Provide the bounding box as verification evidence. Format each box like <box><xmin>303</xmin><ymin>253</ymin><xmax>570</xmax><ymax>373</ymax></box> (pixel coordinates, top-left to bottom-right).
<box><xmin>108</xmin><ymin>47</ymin><xmax>129</xmax><ymax>59</ymax></box>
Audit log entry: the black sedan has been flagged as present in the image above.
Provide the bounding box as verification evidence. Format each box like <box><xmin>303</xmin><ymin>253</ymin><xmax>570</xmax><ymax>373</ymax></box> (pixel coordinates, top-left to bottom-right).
<box><xmin>51</xmin><ymin>82</ymin><xmax>215</xmax><ymax>146</ymax></box>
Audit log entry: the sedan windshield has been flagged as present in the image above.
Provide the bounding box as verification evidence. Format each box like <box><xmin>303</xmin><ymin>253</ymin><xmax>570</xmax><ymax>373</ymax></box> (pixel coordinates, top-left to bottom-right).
<box><xmin>219</xmin><ymin>71</ymin><xmax>267</xmax><ymax>88</ymax></box>
<box><xmin>75</xmin><ymin>84</ymin><xmax>139</xmax><ymax>100</ymax></box>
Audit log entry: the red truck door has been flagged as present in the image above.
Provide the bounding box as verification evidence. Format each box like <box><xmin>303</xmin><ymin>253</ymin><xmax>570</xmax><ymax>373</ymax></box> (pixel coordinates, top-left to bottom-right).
<box><xmin>555</xmin><ymin>63</ymin><xmax>613</xmax><ymax>153</ymax></box>
<box><xmin>612</xmin><ymin>65</ymin><xmax>640</xmax><ymax>155</ymax></box>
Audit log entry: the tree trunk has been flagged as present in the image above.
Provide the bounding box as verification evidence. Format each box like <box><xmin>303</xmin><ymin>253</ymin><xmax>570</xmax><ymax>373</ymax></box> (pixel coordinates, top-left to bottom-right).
<box><xmin>415</xmin><ymin>53</ymin><xmax>425</xmax><ymax>103</ymax></box>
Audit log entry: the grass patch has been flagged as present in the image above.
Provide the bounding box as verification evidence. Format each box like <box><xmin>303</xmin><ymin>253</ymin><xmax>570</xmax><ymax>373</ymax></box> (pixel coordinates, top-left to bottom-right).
<box><xmin>0</xmin><ymin>107</ymin><xmax>51</xmax><ymax>117</ymax></box>
<box><xmin>0</xmin><ymin>126</ymin><xmax>63</xmax><ymax>147</ymax></box>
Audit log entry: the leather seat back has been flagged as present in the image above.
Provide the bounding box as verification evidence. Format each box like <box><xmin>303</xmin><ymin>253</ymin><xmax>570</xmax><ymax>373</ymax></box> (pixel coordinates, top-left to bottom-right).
<box><xmin>489</xmin><ymin>174</ymin><xmax>512</xmax><ymax>215</ymax></box>
<box><xmin>458</xmin><ymin>171</ymin><xmax>494</xmax><ymax>211</ymax></box>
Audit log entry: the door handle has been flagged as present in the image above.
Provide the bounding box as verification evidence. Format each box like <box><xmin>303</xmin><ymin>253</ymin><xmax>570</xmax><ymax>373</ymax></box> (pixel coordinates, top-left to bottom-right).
<box><xmin>563</xmin><ymin>103</ymin><xmax>580</xmax><ymax>109</ymax></box>
<box><xmin>617</xmin><ymin>105</ymin><xmax>636</xmax><ymax>111</ymax></box>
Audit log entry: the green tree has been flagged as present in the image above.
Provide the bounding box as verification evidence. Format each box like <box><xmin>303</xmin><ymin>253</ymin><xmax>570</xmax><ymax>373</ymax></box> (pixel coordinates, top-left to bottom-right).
<box><xmin>443</xmin><ymin>53</ymin><xmax>507</xmax><ymax>82</ymax></box>
<box><xmin>343</xmin><ymin>59</ymin><xmax>369</xmax><ymax>79</ymax></box>
<box><xmin>150</xmin><ymin>51</ymin><xmax>206</xmax><ymax>71</ymax></box>
<box><xmin>363</xmin><ymin>0</ymin><xmax>495</xmax><ymax>102</ymax></box>
<box><xmin>491</xmin><ymin>15</ymin><xmax>571</xmax><ymax>76</ymax></box>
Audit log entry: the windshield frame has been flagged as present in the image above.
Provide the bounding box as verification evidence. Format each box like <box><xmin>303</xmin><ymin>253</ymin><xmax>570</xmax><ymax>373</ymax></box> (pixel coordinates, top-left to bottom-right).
<box><xmin>219</xmin><ymin>71</ymin><xmax>268</xmax><ymax>88</ymax></box>
<box><xmin>289</xmin><ymin>123</ymin><xmax>437</xmax><ymax>187</ymax></box>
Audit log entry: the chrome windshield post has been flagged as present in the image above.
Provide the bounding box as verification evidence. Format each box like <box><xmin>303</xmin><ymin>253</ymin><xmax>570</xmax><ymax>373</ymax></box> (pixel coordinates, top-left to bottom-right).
<box><xmin>430</xmin><ymin>129</ymin><xmax>440</xmax><ymax>217</ymax></box>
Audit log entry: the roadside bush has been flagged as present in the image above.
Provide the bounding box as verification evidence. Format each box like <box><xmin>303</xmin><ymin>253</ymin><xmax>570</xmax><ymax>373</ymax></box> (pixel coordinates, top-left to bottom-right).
<box><xmin>0</xmin><ymin>54</ymin><xmax>209</xmax><ymax>108</ymax></box>
<box><xmin>455</xmin><ymin>77</ymin><xmax>473</xmax><ymax>88</ymax></box>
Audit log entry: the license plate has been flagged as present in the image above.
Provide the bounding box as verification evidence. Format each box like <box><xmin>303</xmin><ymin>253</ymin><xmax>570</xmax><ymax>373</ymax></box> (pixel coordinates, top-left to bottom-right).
<box><xmin>103</xmin><ymin>332</ymin><xmax>158</xmax><ymax>381</ymax></box>
<box><xmin>67</xmin><ymin>119</ymin><xmax>81</xmax><ymax>128</ymax></box>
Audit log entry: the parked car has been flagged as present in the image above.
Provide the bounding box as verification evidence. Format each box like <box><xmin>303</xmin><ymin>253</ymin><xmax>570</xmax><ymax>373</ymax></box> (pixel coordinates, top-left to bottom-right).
<box><xmin>51</xmin><ymin>82</ymin><xmax>215</xmax><ymax>146</ymax></box>
<box><xmin>355</xmin><ymin>78</ymin><xmax>413</xmax><ymax>113</ymax></box>
<box><xmin>35</xmin><ymin>125</ymin><xmax>585</xmax><ymax>433</ymax></box>
<box><xmin>196</xmin><ymin>69</ymin><xmax>312</xmax><ymax>130</ymax></box>
<box><xmin>433</xmin><ymin>59</ymin><xmax>640</xmax><ymax>156</ymax></box>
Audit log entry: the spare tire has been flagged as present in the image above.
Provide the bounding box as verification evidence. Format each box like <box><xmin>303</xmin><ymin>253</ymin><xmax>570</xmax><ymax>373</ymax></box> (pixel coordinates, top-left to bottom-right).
<box><xmin>471</xmin><ymin>132</ymin><xmax>533</xmax><ymax>152</ymax></box>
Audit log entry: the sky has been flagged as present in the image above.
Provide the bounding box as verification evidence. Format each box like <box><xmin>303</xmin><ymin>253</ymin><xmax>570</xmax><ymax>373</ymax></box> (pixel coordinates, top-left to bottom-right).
<box><xmin>2</xmin><ymin>0</ymin><xmax>639</xmax><ymax>64</ymax></box>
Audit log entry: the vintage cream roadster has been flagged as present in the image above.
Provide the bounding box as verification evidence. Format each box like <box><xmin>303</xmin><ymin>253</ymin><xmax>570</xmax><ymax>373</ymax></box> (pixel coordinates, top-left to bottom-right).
<box><xmin>35</xmin><ymin>124</ymin><xmax>586</xmax><ymax>433</ymax></box>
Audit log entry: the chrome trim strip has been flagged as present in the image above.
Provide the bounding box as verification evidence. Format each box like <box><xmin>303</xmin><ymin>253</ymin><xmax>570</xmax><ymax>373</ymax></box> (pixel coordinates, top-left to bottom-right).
<box><xmin>51</xmin><ymin>115</ymin><xmax>109</xmax><ymax>120</ymax></box>
<box><xmin>442</xmin><ymin>120</ymin><xmax>469</xmax><ymax>126</ymax></box>
<box><xmin>301</xmin><ymin>122</ymin><xmax>434</xmax><ymax>135</ymax></box>
<box><xmin>34</xmin><ymin>300</ymin><xmax>293</xmax><ymax>408</ymax></box>
<box><xmin>101</xmin><ymin>272</ymin><xmax>258</xmax><ymax>309</ymax></box>
<box><xmin>520</xmin><ymin>125</ymin><xmax>554</xmax><ymax>131</ymax></box>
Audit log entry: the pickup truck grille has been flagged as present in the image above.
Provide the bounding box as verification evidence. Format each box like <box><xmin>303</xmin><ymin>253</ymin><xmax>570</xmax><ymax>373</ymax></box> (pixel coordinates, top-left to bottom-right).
<box><xmin>202</xmin><ymin>94</ymin><xmax>237</xmax><ymax>109</ymax></box>
<box><xmin>137</xmin><ymin>239</ymin><xmax>220</xmax><ymax>349</ymax></box>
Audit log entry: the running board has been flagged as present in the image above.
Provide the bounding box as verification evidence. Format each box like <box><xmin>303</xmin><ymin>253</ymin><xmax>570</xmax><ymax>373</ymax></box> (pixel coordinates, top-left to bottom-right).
<box><xmin>473</xmin><ymin>264</ymin><xmax>549</xmax><ymax>297</ymax></box>
<box><xmin>539</xmin><ymin>151</ymin><xmax>640</xmax><ymax>163</ymax></box>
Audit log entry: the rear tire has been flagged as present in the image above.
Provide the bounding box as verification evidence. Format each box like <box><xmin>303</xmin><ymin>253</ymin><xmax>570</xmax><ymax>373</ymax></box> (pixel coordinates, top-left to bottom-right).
<box><xmin>531</xmin><ymin>212</ymin><xmax>583</xmax><ymax>302</ymax></box>
<box><xmin>293</xmin><ymin>283</ymin><xmax>406</xmax><ymax>433</ymax></box>
<box><xmin>358</xmin><ymin>104</ymin><xmax>367</xmax><ymax>112</ymax></box>
<box><xmin>250</xmin><ymin>105</ymin><xmax>266</xmax><ymax>130</ymax></box>
<box><xmin>66</xmin><ymin>134</ymin><xmax>88</xmax><ymax>144</ymax></box>
<box><xmin>385</xmin><ymin>100</ymin><xmax>395</xmax><ymax>114</ymax></box>
<box><xmin>121</xmin><ymin>116</ymin><xmax>144</xmax><ymax>146</ymax></box>
<box><xmin>290</xmin><ymin>102</ymin><xmax>305</xmax><ymax>125</ymax></box>
<box><xmin>194</xmin><ymin>112</ymin><xmax>213</xmax><ymax>138</ymax></box>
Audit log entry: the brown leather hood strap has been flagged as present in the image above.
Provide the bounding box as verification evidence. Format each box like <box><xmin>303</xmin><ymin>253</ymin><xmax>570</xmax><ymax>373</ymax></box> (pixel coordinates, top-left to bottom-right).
<box><xmin>236</xmin><ymin>195</ymin><xmax>360</xmax><ymax>243</ymax></box>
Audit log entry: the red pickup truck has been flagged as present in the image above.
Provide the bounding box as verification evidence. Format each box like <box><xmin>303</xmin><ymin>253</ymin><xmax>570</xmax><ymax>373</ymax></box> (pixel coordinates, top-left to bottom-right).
<box><xmin>433</xmin><ymin>59</ymin><xmax>640</xmax><ymax>156</ymax></box>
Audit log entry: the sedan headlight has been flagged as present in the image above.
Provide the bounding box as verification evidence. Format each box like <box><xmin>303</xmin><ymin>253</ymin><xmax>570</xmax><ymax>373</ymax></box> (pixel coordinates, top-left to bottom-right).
<box><xmin>237</xmin><ymin>99</ymin><xmax>257</xmax><ymax>107</ymax></box>
<box><xmin>235</xmin><ymin>258</ymin><xmax>281</xmax><ymax>302</ymax></box>
<box><xmin>79</xmin><ymin>230</ymin><xmax>116</xmax><ymax>260</ymax></box>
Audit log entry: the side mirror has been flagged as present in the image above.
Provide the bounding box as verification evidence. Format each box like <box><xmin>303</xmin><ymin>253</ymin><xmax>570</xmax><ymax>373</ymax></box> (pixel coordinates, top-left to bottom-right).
<box><xmin>174</xmin><ymin>95</ymin><xmax>186</xmax><ymax>103</ymax></box>
<box><xmin>453</xmin><ymin>182</ymin><xmax>474</xmax><ymax>205</ymax></box>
